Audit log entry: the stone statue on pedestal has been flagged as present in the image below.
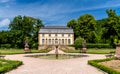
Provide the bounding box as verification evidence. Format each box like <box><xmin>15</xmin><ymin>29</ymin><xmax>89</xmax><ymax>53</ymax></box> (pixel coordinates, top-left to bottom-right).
<box><xmin>24</xmin><ymin>37</ymin><xmax>31</xmax><ymax>53</ymax></box>
<box><xmin>82</xmin><ymin>40</ymin><xmax>87</xmax><ymax>53</ymax></box>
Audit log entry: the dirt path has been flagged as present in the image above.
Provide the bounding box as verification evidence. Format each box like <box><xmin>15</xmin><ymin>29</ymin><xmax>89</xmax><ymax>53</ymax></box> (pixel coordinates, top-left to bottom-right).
<box><xmin>6</xmin><ymin>53</ymin><xmax>106</xmax><ymax>74</ymax></box>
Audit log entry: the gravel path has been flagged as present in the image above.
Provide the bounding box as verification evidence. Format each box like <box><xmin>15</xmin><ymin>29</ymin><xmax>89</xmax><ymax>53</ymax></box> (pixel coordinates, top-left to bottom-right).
<box><xmin>6</xmin><ymin>53</ymin><xmax>107</xmax><ymax>74</ymax></box>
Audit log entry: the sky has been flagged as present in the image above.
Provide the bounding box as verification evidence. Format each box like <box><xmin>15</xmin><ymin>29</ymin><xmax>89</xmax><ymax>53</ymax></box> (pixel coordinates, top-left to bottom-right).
<box><xmin>0</xmin><ymin>0</ymin><xmax>120</xmax><ymax>30</ymax></box>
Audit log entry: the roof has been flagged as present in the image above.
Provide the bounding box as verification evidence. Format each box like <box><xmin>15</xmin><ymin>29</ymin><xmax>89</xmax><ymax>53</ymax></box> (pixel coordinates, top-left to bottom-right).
<box><xmin>39</xmin><ymin>26</ymin><xmax>74</xmax><ymax>34</ymax></box>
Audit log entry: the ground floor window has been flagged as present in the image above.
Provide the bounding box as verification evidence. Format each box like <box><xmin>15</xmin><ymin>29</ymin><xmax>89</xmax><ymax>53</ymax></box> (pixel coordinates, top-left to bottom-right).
<box><xmin>48</xmin><ymin>39</ymin><xmax>51</xmax><ymax>45</ymax></box>
<box><xmin>42</xmin><ymin>39</ymin><xmax>44</xmax><ymax>45</ymax></box>
<box><xmin>62</xmin><ymin>39</ymin><xmax>64</xmax><ymax>45</ymax></box>
<box><xmin>68</xmin><ymin>39</ymin><xmax>71</xmax><ymax>44</ymax></box>
<box><xmin>55</xmin><ymin>39</ymin><xmax>58</xmax><ymax>45</ymax></box>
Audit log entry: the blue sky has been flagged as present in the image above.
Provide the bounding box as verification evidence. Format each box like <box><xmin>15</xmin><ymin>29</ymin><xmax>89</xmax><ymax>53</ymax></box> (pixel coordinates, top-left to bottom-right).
<box><xmin>0</xmin><ymin>0</ymin><xmax>120</xmax><ymax>30</ymax></box>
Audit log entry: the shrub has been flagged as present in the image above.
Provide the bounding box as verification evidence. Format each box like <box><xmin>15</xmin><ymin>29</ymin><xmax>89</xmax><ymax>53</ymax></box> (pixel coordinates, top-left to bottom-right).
<box><xmin>0</xmin><ymin>59</ymin><xmax>22</xmax><ymax>73</ymax></box>
<box><xmin>0</xmin><ymin>44</ymin><xmax>11</xmax><ymax>48</ymax></box>
<box><xmin>88</xmin><ymin>58</ymin><xmax>120</xmax><ymax>74</ymax></box>
<box><xmin>86</xmin><ymin>43</ymin><xmax>111</xmax><ymax>48</ymax></box>
<box><xmin>74</xmin><ymin>37</ymin><xmax>85</xmax><ymax>49</ymax></box>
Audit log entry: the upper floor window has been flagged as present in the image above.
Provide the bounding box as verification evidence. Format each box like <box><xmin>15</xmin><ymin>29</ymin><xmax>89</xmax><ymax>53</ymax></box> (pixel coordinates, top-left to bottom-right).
<box><xmin>55</xmin><ymin>34</ymin><xmax>57</xmax><ymax>37</ymax></box>
<box><xmin>49</xmin><ymin>34</ymin><xmax>51</xmax><ymax>37</ymax></box>
<box><xmin>42</xmin><ymin>34</ymin><xmax>44</xmax><ymax>37</ymax></box>
<box><xmin>68</xmin><ymin>34</ymin><xmax>70</xmax><ymax>37</ymax></box>
<box><xmin>62</xmin><ymin>34</ymin><xmax>64</xmax><ymax>37</ymax></box>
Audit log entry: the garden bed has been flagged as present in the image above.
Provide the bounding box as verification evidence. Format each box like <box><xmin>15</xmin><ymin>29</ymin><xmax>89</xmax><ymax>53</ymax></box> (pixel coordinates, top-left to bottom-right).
<box><xmin>88</xmin><ymin>58</ymin><xmax>120</xmax><ymax>74</ymax></box>
<box><xmin>0</xmin><ymin>59</ymin><xmax>22</xmax><ymax>73</ymax></box>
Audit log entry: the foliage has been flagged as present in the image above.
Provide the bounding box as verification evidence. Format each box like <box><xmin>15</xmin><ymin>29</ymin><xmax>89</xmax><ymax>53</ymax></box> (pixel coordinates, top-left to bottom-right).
<box><xmin>88</xmin><ymin>58</ymin><xmax>120</xmax><ymax>74</ymax></box>
<box><xmin>67</xmin><ymin>9</ymin><xmax>120</xmax><ymax>48</ymax></box>
<box><xmin>102</xmin><ymin>9</ymin><xmax>120</xmax><ymax>47</ymax></box>
<box><xmin>0</xmin><ymin>49</ymin><xmax>50</xmax><ymax>55</ymax></box>
<box><xmin>8</xmin><ymin>15</ymin><xmax>44</xmax><ymax>48</ymax></box>
<box><xmin>74</xmin><ymin>37</ymin><xmax>85</xmax><ymax>49</ymax></box>
<box><xmin>87</xmin><ymin>43</ymin><xmax>111</xmax><ymax>48</ymax></box>
<box><xmin>77</xmin><ymin>14</ymin><xmax>96</xmax><ymax>42</ymax></box>
<box><xmin>67</xmin><ymin>19</ymin><xmax>78</xmax><ymax>38</ymax></box>
<box><xmin>0</xmin><ymin>59</ymin><xmax>22</xmax><ymax>73</ymax></box>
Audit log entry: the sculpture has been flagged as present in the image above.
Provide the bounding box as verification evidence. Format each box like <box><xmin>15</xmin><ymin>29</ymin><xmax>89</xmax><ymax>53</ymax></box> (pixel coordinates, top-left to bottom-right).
<box><xmin>24</xmin><ymin>37</ymin><xmax>31</xmax><ymax>53</ymax></box>
<box><xmin>82</xmin><ymin>40</ymin><xmax>87</xmax><ymax>53</ymax></box>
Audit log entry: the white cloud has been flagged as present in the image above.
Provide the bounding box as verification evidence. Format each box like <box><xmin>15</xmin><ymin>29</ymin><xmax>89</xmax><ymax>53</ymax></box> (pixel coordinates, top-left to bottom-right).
<box><xmin>0</xmin><ymin>0</ymin><xmax>10</xmax><ymax>3</ymax></box>
<box><xmin>0</xmin><ymin>18</ymin><xmax>10</xmax><ymax>28</ymax></box>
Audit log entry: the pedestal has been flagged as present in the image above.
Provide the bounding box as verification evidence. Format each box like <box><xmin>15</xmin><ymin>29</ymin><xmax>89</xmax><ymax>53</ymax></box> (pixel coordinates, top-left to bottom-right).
<box><xmin>115</xmin><ymin>44</ymin><xmax>120</xmax><ymax>59</ymax></box>
<box><xmin>82</xmin><ymin>48</ymin><xmax>87</xmax><ymax>53</ymax></box>
<box><xmin>24</xmin><ymin>47</ymin><xmax>31</xmax><ymax>53</ymax></box>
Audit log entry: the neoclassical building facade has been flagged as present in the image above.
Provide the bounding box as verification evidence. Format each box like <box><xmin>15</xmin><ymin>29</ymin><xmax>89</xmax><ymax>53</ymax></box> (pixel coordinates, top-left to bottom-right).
<box><xmin>38</xmin><ymin>26</ymin><xmax>74</xmax><ymax>50</ymax></box>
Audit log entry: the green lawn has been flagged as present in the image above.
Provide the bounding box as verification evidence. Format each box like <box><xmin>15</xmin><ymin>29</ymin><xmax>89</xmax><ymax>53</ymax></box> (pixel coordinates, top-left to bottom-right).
<box><xmin>0</xmin><ymin>48</ymin><xmax>116</xmax><ymax>54</ymax></box>
<box><xmin>63</xmin><ymin>48</ymin><xmax>116</xmax><ymax>54</ymax></box>
<box><xmin>0</xmin><ymin>59</ymin><xmax>22</xmax><ymax>73</ymax></box>
<box><xmin>0</xmin><ymin>48</ymin><xmax>50</xmax><ymax>55</ymax></box>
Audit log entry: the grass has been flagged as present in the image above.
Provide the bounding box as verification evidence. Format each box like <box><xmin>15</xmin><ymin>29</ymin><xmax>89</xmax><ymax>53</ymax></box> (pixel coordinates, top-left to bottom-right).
<box><xmin>0</xmin><ymin>48</ymin><xmax>50</xmax><ymax>55</ymax></box>
<box><xmin>88</xmin><ymin>58</ymin><xmax>120</xmax><ymax>74</ymax></box>
<box><xmin>0</xmin><ymin>48</ymin><xmax>116</xmax><ymax>54</ymax></box>
<box><xmin>0</xmin><ymin>59</ymin><xmax>22</xmax><ymax>73</ymax></box>
<box><xmin>63</xmin><ymin>48</ymin><xmax>116</xmax><ymax>54</ymax></box>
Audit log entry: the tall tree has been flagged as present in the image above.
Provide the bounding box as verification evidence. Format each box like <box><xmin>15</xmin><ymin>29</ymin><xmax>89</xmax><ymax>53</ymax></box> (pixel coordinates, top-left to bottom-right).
<box><xmin>103</xmin><ymin>9</ymin><xmax>120</xmax><ymax>46</ymax></box>
<box><xmin>77</xmin><ymin>14</ymin><xmax>96</xmax><ymax>42</ymax></box>
<box><xmin>9</xmin><ymin>15</ymin><xmax>44</xmax><ymax>48</ymax></box>
<box><xmin>67</xmin><ymin>19</ymin><xmax>78</xmax><ymax>38</ymax></box>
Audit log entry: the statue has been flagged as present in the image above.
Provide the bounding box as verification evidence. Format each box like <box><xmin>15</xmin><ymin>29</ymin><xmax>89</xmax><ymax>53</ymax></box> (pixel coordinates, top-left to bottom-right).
<box><xmin>24</xmin><ymin>37</ymin><xmax>31</xmax><ymax>53</ymax></box>
<box><xmin>55</xmin><ymin>45</ymin><xmax>59</xmax><ymax>59</ymax></box>
<box><xmin>82</xmin><ymin>40</ymin><xmax>87</xmax><ymax>53</ymax></box>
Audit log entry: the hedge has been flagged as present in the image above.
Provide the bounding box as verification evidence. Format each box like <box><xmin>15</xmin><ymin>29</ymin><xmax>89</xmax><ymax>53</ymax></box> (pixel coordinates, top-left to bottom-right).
<box><xmin>0</xmin><ymin>59</ymin><xmax>22</xmax><ymax>73</ymax></box>
<box><xmin>88</xmin><ymin>58</ymin><xmax>120</xmax><ymax>74</ymax></box>
<box><xmin>86</xmin><ymin>43</ymin><xmax>111</xmax><ymax>48</ymax></box>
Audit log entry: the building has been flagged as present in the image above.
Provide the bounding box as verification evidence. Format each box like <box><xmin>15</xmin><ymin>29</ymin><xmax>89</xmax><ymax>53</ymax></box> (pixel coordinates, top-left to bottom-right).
<box><xmin>38</xmin><ymin>26</ymin><xmax>74</xmax><ymax>50</ymax></box>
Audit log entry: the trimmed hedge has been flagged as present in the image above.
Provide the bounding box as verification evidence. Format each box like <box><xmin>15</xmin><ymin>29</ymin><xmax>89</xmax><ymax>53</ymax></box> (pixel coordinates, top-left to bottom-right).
<box><xmin>88</xmin><ymin>58</ymin><xmax>120</xmax><ymax>74</ymax></box>
<box><xmin>0</xmin><ymin>59</ymin><xmax>22</xmax><ymax>73</ymax></box>
<box><xmin>87</xmin><ymin>43</ymin><xmax>111</xmax><ymax>48</ymax></box>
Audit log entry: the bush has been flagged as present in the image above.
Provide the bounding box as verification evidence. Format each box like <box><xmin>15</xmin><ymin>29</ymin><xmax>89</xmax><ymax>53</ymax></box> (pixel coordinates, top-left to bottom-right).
<box><xmin>0</xmin><ymin>59</ymin><xmax>22</xmax><ymax>73</ymax></box>
<box><xmin>88</xmin><ymin>58</ymin><xmax>120</xmax><ymax>74</ymax></box>
<box><xmin>74</xmin><ymin>37</ymin><xmax>85</xmax><ymax>49</ymax></box>
<box><xmin>87</xmin><ymin>43</ymin><xmax>111</xmax><ymax>48</ymax></box>
<box><xmin>0</xmin><ymin>44</ymin><xmax>11</xmax><ymax>48</ymax></box>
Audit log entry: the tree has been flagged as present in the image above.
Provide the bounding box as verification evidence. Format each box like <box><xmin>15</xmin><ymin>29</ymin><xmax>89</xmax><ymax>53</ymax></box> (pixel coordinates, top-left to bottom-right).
<box><xmin>9</xmin><ymin>15</ymin><xmax>44</xmax><ymax>48</ymax></box>
<box><xmin>103</xmin><ymin>9</ymin><xmax>120</xmax><ymax>47</ymax></box>
<box><xmin>77</xmin><ymin>14</ymin><xmax>96</xmax><ymax>42</ymax></box>
<box><xmin>74</xmin><ymin>36</ymin><xmax>85</xmax><ymax>49</ymax></box>
<box><xmin>67</xmin><ymin>19</ymin><xmax>78</xmax><ymax>38</ymax></box>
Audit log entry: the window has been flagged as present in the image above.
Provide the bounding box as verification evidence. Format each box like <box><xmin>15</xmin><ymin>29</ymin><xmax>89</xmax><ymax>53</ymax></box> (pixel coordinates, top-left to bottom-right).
<box><xmin>62</xmin><ymin>34</ymin><xmax>64</xmax><ymax>37</ymax></box>
<box><xmin>49</xmin><ymin>34</ymin><xmax>51</xmax><ymax>37</ymax></box>
<box><xmin>42</xmin><ymin>39</ymin><xmax>44</xmax><ymax>45</ymax></box>
<box><xmin>42</xmin><ymin>34</ymin><xmax>44</xmax><ymax>37</ymax></box>
<box><xmin>55</xmin><ymin>34</ymin><xmax>57</xmax><ymax>37</ymax></box>
<box><xmin>55</xmin><ymin>39</ymin><xmax>58</xmax><ymax>45</ymax></box>
<box><xmin>62</xmin><ymin>39</ymin><xmax>64</xmax><ymax>45</ymax></box>
<box><xmin>68</xmin><ymin>34</ymin><xmax>70</xmax><ymax>37</ymax></box>
<box><xmin>68</xmin><ymin>39</ymin><xmax>71</xmax><ymax>44</ymax></box>
<box><xmin>48</xmin><ymin>39</ymin><xmax>51</xmax><ymax>45</ymax></box>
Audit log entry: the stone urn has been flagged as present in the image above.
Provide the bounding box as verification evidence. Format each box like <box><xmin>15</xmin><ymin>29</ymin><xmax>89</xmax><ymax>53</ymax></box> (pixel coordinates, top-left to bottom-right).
<box><xmin>115</xmin><ymin>44</ymin><xmax>120</xmax><ymax>59</ymax></box>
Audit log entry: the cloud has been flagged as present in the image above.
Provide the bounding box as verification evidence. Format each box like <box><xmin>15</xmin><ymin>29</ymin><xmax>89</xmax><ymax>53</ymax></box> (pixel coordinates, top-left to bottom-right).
<box><xmin>0</xmin><ymin>18</ymin><xmax>10</xmax><ymax>28</ymax></box>
<box><xmin>0</xmin><ymin>0</ymin><xmax>10</xmax><ymax>3</ymax></box>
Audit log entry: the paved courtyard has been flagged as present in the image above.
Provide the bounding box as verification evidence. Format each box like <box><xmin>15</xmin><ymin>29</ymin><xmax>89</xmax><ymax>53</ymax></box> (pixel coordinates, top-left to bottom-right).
<box><xmin>6</xmin><ymin>53</ymin><xmax>107</xmax><ymax>74</ymax></box>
